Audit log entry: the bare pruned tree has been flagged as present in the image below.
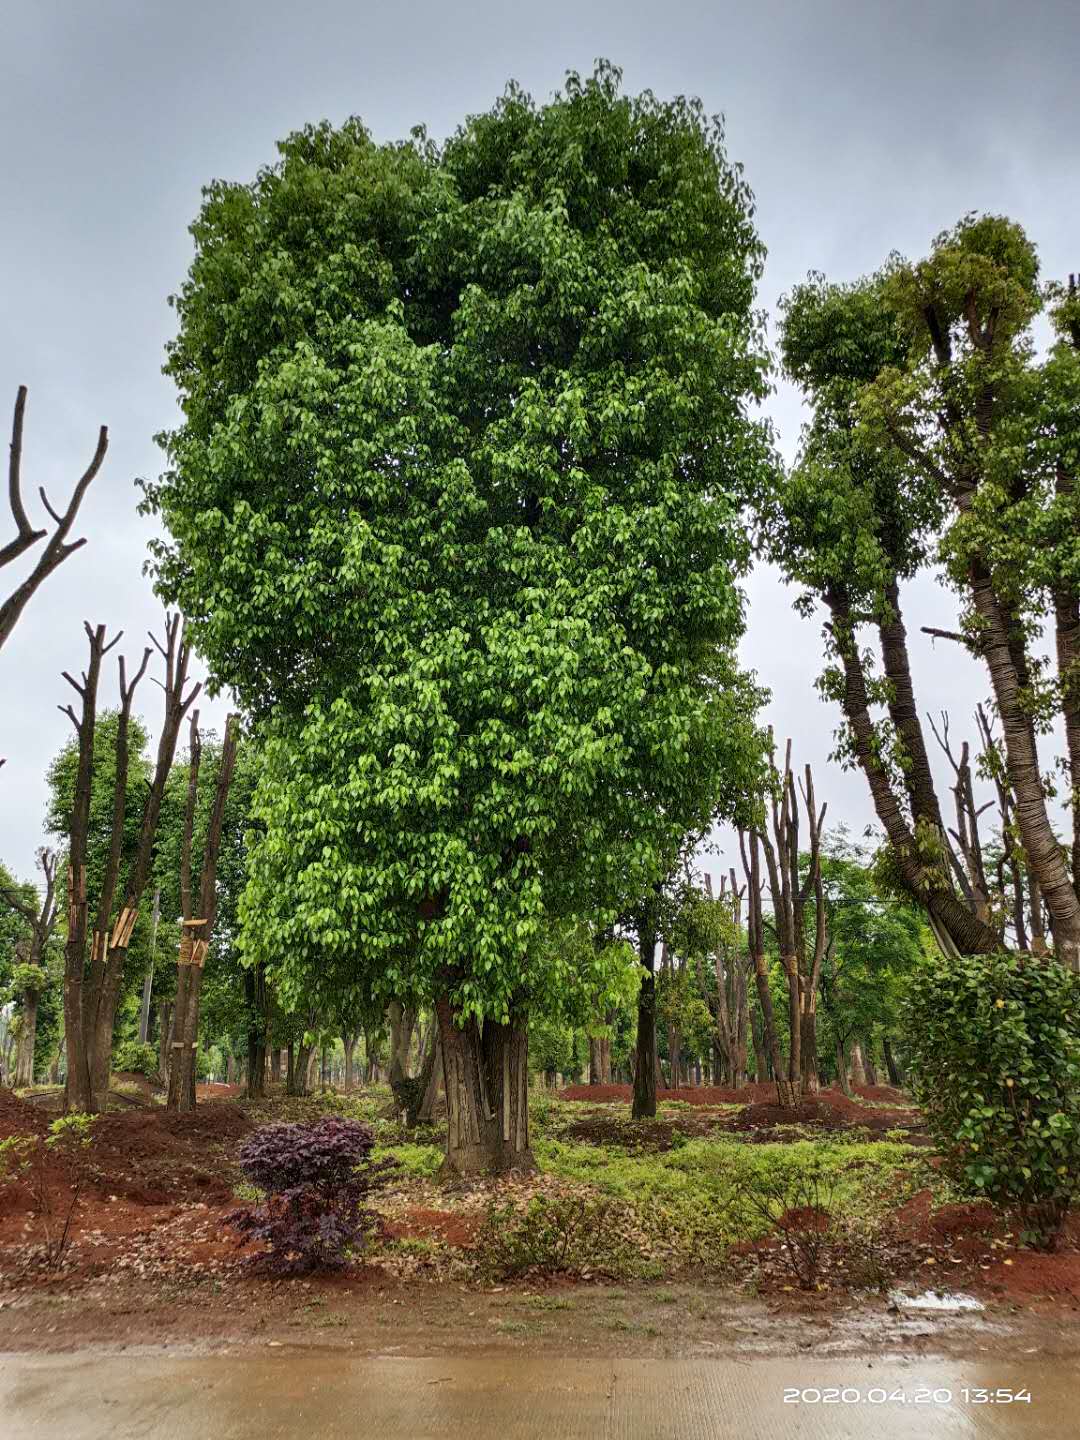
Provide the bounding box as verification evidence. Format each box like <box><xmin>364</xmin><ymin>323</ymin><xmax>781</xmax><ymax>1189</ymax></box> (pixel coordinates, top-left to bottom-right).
<box><xmin>1</xmin><ymin>387</ymin><xmax>107</xmax><ymax>654</ymax></box>
<box><xmin>60</xmin><ymin>613</ymin><xmax>200</xmax><ymax>1112</ymax></box>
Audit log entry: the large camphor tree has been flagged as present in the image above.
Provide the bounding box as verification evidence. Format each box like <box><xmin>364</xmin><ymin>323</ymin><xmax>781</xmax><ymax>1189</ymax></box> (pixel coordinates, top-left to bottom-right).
<box><xmin>762</xmin><ymin>219</ymin><xmax>1080</xmax><ymax>969</ymax></box>
<box><xmin>143</xmin><ymin>65</ymin><xmax>770</xmax><ymax>1173</ymax></box>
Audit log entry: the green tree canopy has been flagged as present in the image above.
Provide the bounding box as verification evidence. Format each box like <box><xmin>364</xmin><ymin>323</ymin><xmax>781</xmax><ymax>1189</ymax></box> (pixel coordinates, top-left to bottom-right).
<box><xmin>143</xmin><ymin>65</ymin><xmax>772</xmax><ymax>1166</ymax></box>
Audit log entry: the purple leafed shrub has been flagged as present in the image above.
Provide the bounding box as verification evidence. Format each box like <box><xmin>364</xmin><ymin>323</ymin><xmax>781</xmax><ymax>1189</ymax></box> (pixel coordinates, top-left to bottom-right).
<box><xmin>226</xmin><ymin>1116</ymin><xmax>397</xmax><ymax>1274</ymax></box>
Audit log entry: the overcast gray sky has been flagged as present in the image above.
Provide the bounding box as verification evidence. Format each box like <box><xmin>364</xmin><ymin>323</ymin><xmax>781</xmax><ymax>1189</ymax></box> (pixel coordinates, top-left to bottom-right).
<box><xmin>1</xmin><ymin>0</ymin><xmax>1077</xmax><ymax>884</ymax></box>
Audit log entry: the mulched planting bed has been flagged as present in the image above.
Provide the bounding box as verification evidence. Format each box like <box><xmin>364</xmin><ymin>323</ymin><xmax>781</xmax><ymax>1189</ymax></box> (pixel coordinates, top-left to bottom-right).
<box><xmin>557</xmin><ymin>1082</ymin><xmax>923</xmax><ymax>1140</ymax></box>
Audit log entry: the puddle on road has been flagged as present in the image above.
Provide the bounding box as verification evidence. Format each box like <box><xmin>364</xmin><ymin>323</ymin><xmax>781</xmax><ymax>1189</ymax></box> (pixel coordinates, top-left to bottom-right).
<box><xmin>889</xmin><ymin>1289</ymin><xmax>984</xmax><ymax>1313</ymax></box>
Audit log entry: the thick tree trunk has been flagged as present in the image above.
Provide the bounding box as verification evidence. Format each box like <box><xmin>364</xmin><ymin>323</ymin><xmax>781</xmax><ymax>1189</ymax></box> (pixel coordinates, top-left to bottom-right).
<box><xmin>343</xmin><ymin>1034</ymin><xmax>357</xmax><ymax>1091</ymax></box>
<box><xmin>883</xmin><ymin>1036</ymin><xmax>904</xmax><ymax>1087</ymax></box>
<box><xmin>435</xmin><ymin>995</ymin><xmax>532</xmax><ymax>1176</ymax></box>
<box><xmin>632</xmin><ymin>914</ymin><xmax>659</xmax><ymax>1120</ymax></box>
<box><xmin>270</xmin><ymin>1047</ymin><xmax>282</xmax><ymax>1084</ymax></box>
<box><xmin>226</xmin><ymin>1052</ymin><xmax>237</xmax><ymax>1086</ymax></box>
<box><xmin>849</xmin><ymin>1040</ymin><xmax>868</xmax><ymax>1089</ymax></box>
<box><xmin>862</xmin><ymin>1045</ymin><xmax>879</xmax><ymax>1087</ymax></box>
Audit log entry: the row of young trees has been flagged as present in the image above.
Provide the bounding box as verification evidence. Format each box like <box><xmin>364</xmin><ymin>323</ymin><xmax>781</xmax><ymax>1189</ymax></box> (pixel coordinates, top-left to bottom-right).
<box><xmin>3</xmin><ymin>66</ymin><xmax>1077</xmax><ymax>1189</ymax></box>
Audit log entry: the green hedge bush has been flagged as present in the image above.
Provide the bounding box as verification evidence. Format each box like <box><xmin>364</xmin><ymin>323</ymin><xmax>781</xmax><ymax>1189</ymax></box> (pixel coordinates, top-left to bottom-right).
<box><xmin>905</xmin><ymin>951</ymin><xmax>1080</xmax><ymax>1245</ymax></box>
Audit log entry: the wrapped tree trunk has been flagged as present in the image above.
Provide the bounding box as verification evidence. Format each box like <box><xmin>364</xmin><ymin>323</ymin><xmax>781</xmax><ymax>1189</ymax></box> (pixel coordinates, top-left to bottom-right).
<box><xmin>173</xmin><ymin>709</ymin><xmax>238</xmax><ymax>1112</ymax></box>
<box><xmin>88</xmin><ymin>616</ymin><xmax>199</xmax><ymax>1110</ymax></box>
<box><xmin>740</xmin><ymin>830</ymin><xmax>795</xmax><ymax>1106</ymax></box>
<box><xmin>60</xmin><ymin>623</ymin><xmax>115</xmax><ymax>1113</ymax></box>
<box><xmin>435</xmin><ymin>993</ymin><xmax>532</xmax><ymax>1176</ymax></box>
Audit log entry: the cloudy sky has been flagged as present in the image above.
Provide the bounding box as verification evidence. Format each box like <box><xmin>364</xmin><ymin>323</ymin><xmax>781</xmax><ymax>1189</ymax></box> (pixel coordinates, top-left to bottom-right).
<box><xmin>1</xmin><ymin>0</ymin><xmax>1077</xmax><ymax>884</ymax></box>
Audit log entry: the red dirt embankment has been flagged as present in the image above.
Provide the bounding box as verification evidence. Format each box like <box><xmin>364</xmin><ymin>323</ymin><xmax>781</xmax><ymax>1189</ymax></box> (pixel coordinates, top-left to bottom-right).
<box><xmin>0</xmin><ymin>1085</ymin><xmax>251</xmax><ymax>1214</ymax></box>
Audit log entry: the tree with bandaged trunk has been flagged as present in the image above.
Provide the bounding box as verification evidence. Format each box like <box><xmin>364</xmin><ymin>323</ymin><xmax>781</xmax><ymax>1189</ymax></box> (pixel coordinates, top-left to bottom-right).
<box><xmin>755</xmin><ymin>742</ymin><xmax>828</xmax><ymax>1099</ymax></box>
<box><xmin>144</xmin><ymin>67</ymin><xmax>771</xmax><ymax>1174</ymax></box>
<box><xmin>56</xmin><ymin>615</ymin><xmax>200</xmax><ymax>1111</ymax></box>
<box><xmin>167</xmin><ymin>711</ymin><xmax>239</xmax><ymax>1110</ymax></box>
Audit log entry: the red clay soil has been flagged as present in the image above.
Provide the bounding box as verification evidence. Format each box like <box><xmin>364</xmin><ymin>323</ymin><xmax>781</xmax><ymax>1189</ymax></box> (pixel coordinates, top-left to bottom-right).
<box><xmin>196</xmin><ymin>1083</ymin><xmax>243</xmax><ymax>1100</ymax></box>
<box><xmin>558</xmin><ymin>1082</ymin><xmax>921</xmax><ymax>1137</ymax></box>
<box><xmin>384</xmin><ymin>1208</ymin><xmax>479</xmax><ymax>1248</ymax></box>
<box><xmin>0</xmin><ymin>1085</ymin><xmax>251</xmax><ymax>1210</ymax></box>
<box><xmin>559</xmin><ymin>1081</ymin><xmax>916</xmax><ymax>1109</ymax></box>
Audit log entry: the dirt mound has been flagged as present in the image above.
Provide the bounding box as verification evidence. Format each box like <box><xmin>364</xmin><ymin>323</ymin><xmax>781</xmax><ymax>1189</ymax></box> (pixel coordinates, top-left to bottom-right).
<box><xmin>0</xmin><ymin>1087</ymin><xmax>46</xmax><ymax>1141</ymax></box>
<box><xmin>558</xmin><ymin>1082</ymin><xmax>779</xmax><ymax>1106</ymax></box>
<box><xmin>724</xmin><ymin>1092</ymin><xmax>924</xmax><ymax>1140</ymax></box>
<box><xmin>85</xmin><ymin>1104</ymin><xmax>253</xmax><ymax>1205</ymax></box>
<box><xmin>563</xmin><ymin>1113</ymin><xmax>718</xmax><ymax>1151</ymax></box>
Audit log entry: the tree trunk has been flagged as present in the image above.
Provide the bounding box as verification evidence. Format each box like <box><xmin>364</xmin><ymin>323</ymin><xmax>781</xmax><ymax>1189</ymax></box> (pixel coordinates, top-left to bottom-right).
<box><xmin>270</xmin><ymin>1047</ymin><xmax>282</xmax><ymax>1083</ymax></box>
<box><xmin>862</xmin><ymin>1045</ymin><xmax>879</xmax><ymax>1087</ymax></box>
<box><xmin>14</xmin><ymin>990</ymin><xmax>39</xmax><ymax>1086</ymax></box>
<box><xmin>632</xmin><ymin>912</ymin><xmax>659</xmax><ymax>1120</ymax></box>
<box><xmin>828</xmin><ymin>590</ymin><xmax>1002</xmax><ymax>957</ymax></box>
<box><xmin>343</xmin><ymin>1034</ymin><xmax>357</xmax><ymax>1091</ymax></box>
<box><xmin>435</xmin><ymin>994</ymin><xmax>532</xmax><ymax>1176</ymax></box>
<box><xmin>416</xmin><ymin>1028</ymin><xmax>443</xmax><ymax>1124</ymax></box>
<box><xmin>226</xmin><ymin>1052</ymin><xmax>237</xmax><ymax>1085</ymax></box>
<box><xmin>750</xmin><ymin>1007</ymin><xmax>767</xmax><ymax>1082</ymax></box>
<box><xmin>158</xmin><ymin>1001</ymin><xmax>172</xmax><ymax>1085</ymax></box>
<box><xmin>883</xmin><ymin>1036</ymin><xmax>904</xmax><ymax>1087</ymax></box>
<box><xmin>849</xmin><ymin>1040</ymin><xmax>868</xmax><ymax>1089</ymax></box>
<box><xmin>589</xmin><ymin>1036</ymin><xmax>602</xmax><ymax>1085</ymax></box>
<box><xmin>799</xmin><ymin>993</ymin><xmax>819</xmax><ymax>1096</ymax></box>
<box><xmin>835</xmin><ymin>1038</ymin><xmax>854</xmax><ymax>1097</ymax></box>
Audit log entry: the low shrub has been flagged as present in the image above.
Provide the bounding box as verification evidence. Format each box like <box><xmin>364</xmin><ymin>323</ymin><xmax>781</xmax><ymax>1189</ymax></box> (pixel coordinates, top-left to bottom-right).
<box><xmin>736</xmin><ymin>1158</ymin><xmax>842</xmax><ymax>1290</ymax></box>
<box><xmin>226</xmin><ymin>1116</ymin><xmax>397</xmax><ymax>1274</ymax></box>
<box><xmin>113</xmin><ymin>1039</ymin><xmax>159</xmax><ymax>1077</ymax></box>
<box><xmin>905</xmin><ymin>951</ymin><xmax>1080</xmax><ymax>1247</ymax></box>
<box><xmin>474</xmin><ymin>1191</ymin><xmax>645</xmax><ymax>1280</ymax></box>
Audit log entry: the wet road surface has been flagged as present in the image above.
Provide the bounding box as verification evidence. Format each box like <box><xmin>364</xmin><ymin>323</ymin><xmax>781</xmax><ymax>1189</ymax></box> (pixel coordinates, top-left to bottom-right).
<box><xmin>0</xmin><ymin>1349</ymin><xmax>1073</xmax><ymax>1438</ymax></box>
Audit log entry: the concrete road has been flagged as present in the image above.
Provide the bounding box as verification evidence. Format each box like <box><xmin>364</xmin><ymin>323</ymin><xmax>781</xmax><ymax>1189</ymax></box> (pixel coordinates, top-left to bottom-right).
<box><xmin>0</xmin><ymin>1350</ymin><xmax>1072</xmax><ymax>1438</ymax></box>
